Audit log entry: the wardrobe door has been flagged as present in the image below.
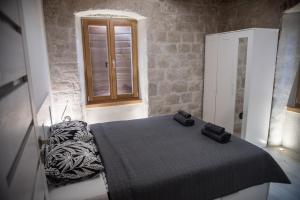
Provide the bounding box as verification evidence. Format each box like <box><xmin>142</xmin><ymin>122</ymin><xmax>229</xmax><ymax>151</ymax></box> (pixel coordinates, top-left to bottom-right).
<box><xmin>244</xmin><ymin>29</ymin><xmax>278</xmax><ymax>147</ymax></box>
<box><xmin>0</xmin><ymin>15</ymin><xmax>26</xmax><ymax>87</ymax></box>
<box><xmin>203</xmin><ymin>35</ymin><xmax>218</xmax><ymax>123</ymax></box>
<box><xmin>215</xmin><ymin>36</ymin><xmax>238</xmax><ymax>133</ymax></box>
<box><xmin>8</xmin><ymin>126</ymin><xmax>39</xmax><ymax>200</ymax></box>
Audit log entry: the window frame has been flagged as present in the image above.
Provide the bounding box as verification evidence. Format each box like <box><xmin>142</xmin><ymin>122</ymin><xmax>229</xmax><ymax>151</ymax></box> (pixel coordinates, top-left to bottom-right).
<box><xmin>82</xmin><ymin>18</ymin><xmax>139</xmax><ymax>105</ymax></box>
<box><xmin>295</xmin><ymin>71</ymin><xmax>300</xmax><ymax>108</ymax></box>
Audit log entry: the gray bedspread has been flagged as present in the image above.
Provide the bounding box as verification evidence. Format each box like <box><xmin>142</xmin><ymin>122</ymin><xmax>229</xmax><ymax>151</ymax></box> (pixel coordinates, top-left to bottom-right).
<box><xmin>90</xmin><ymin>115</ymin><xmax>290</xmax><ymax>200</ymax></box>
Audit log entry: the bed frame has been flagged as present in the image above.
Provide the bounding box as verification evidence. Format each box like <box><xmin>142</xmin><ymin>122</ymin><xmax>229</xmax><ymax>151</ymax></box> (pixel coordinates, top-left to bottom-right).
<box><xmin>217</xmin><ymin>183</ymin><xmax>269</xmax><ymax>200</ymax></box>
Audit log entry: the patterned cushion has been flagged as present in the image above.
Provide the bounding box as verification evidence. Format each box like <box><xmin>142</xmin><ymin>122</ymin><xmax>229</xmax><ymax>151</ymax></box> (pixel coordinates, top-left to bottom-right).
<box><xmin>51</xmin><ymin>120</ymin><xmax>87</xmax><ymax>131</ymax></box>
<box><xmin>45</xmin><ymin>141</ymin><xmax>104</xmax><ymax>186</ymax></box>
<box><xmin>49</xmin><ymin>127</ymin><xmax>94</xmax><ymax>145</ymax></box>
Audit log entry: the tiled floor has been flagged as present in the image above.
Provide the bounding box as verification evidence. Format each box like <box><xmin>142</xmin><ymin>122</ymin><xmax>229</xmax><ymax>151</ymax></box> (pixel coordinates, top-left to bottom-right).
<box><xmin>266</xmin><ymin>147</ymin><xmax>300</xmax><ymax>200</ymax></box>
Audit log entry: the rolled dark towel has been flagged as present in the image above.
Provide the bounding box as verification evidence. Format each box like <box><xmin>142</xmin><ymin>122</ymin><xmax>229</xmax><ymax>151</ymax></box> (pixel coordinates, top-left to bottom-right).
<box><xmin>178</xmin><ymin>110</ymin><xmax>191</xmax><ymax>119</ymax></box>
<box><xmin>173</xmin><ymin>113</ymin><xmax>194</xmax><ymax>126</ymax></box>
<box><xmin>204</xmin><ymin>123</ymin><xmax>225</xmax><ymax>135</ymax></box>
<box><xmin>201</xmin><ymin>128</ymin><xmax>231</xmax><ymax>143</ymax></box>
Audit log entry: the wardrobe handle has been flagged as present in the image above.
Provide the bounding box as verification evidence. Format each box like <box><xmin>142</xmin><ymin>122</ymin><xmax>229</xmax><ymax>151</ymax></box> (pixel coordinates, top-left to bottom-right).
<box><xmin>239</xmin><ymin>112</ymin><xmax>243</xmax><ymax>120</ymax></box>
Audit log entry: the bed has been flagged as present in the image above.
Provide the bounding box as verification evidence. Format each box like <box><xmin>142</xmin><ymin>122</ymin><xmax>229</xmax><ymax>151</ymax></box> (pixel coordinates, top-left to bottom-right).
<box><xmin>46</xmin><ymin>114</ymin><xmax>290</xmax><ymax>200</ymax></box>
<box><xmin>48</xmin><ymin>115</ymin><xmax>289</xmax><ymax>200</ymax></box>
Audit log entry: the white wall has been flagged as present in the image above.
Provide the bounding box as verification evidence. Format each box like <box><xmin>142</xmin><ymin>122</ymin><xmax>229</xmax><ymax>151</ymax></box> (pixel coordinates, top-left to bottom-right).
<box><xmin>21</xmin><ymin>0</ymin><xmax>51</xmax><ymax>111</ymax></box>
<box><xmin>282</xmin><ymin>111</ymin><xmax>300</xmax><ymax>153</ymax></box>
<box><xmin>280</xmin><ymin>5</ymin><xmax>300</xmax><ymax>153</ymax></box>
<box><xmin>74</xmin><ymin>10</ymin><xmax>149</xmax><ymax>124</ymax></box>
<box><xmin>268</xmin><ymin>7</ymin><xmax>300</xmax><ymax>146</ymax></box>
<box><xmin>85</xmin><ymin>103</ymin><xmax>148</xmax><ymax>124</ymax></box>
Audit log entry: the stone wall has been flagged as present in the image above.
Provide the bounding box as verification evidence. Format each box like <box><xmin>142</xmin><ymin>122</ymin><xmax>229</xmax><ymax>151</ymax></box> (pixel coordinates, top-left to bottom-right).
<box><xmin>43</xmin><ymin>0</ymin><xmax>300</xmax><ymax>149</ymax></box>
<box><xmin>43</xmin><ymin>0</ymin><xmax>221</xmax><ymax>121</ymax></box>
<box><xmin>218</xmin><ymin>0</ymin><xmax>300</xmax><ymax>32</ymax></box>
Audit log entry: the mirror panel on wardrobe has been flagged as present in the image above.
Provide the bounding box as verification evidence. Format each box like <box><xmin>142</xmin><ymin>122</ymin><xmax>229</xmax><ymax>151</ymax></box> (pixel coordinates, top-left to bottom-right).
<box><xmin>233</xmin><ymin>37</ymin><xmax>248</xmax><ymax>137</ymax></box>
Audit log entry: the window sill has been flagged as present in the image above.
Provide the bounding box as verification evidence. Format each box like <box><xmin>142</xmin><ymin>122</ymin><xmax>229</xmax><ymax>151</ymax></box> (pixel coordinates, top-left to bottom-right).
<box><xmin>85</xmin><ymin>99</ymin><xmax>143</xmax><ymax>109</ymax></box>
<box><xmin>287</xmin><ymin>106</ymin><xmax>300</xmax><ymax>113</ymax></box>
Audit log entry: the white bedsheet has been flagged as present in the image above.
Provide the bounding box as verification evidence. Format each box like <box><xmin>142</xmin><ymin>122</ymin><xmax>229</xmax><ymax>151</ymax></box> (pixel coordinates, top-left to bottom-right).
<box><xmin>49</xmin><ymin>174</ymin><xmax>108</xmax><ymax>200</ymax></box>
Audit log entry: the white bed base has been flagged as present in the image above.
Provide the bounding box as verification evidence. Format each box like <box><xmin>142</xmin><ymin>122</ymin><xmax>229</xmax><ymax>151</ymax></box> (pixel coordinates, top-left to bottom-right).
<box><xmin>216</xmin><ymin>183</ymin><xmax>269</xmax><ymax>200</ymax></box>
<box><xmin>49</xmin><ymin>173</ymin><xmax>269</xmax><ymax>200</ymax></box>
<box><xmin>49</xmin><ymin>175</ymin><xmax>108</xmax><ymax>200</ymax></box>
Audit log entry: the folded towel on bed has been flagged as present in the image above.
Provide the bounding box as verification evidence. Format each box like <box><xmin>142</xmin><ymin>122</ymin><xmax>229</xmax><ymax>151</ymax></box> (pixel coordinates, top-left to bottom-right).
<box><xmin>178</xmin><ymin>110</ymin><xmax>192</xmax><ymax>119</ymax></box>
<box><xmin>201</xmin><ymin>128</ymin><xmax>231</xmax><ymax>143</ymax></box>
<box><xmin>204</xmin><ymin>123</ymin><xmax>225</xmax><ymax>135</ymax></box>
<box><xmin>173</xmin><ymin>113</ymin><xmax>194</xmax><ymax>126</ymax></box>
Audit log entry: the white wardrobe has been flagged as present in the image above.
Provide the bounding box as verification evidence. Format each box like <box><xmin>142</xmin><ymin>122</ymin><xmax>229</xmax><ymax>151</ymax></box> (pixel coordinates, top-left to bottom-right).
<box><xmin>203</xmin><ymin>28</ymin><xmax>279</xmax><ymax>147</ymax></box>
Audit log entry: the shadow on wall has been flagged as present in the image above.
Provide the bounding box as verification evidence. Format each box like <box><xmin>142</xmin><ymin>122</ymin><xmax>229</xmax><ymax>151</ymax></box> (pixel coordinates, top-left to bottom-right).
<box><xmin>268</xmin><ymin>4</ymin><xmax>300</xmax><ymax>152</ymax></box>
<box><xmin>282</xmin><ymin>64</ymin><xmax>300</xmax><ymax>153</ymax></box>
<box><xmin>287</xmin><ymin>67</ymin><xmax>300</xmax><ymax>107</ymax></box>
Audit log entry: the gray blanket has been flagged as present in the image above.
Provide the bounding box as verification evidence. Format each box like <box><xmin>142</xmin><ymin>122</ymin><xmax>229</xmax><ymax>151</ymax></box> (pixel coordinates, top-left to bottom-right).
<box><xmin>90</xmin><ymin>115</ymin><xmax>290</xmax><ymax>200</ymax></box>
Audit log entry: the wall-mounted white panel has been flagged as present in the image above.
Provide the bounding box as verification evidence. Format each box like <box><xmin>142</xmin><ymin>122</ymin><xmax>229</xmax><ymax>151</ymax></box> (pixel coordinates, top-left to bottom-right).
<box><xmin>21</xmin><ymin>0</ymin><xmax>51</xmax><ymax>110</ymax></box>
<box><xmin>33</xmin><ymin>162</ymin><xmax>47</xmax><ymax>200</ymax></box>
<box><xmin>0</xmin><ymin>83</ymin><xmax>33</xmax><ymax>175</ymax></box>
<box><xmin>0</xmin><ymin>21</ymin><xmax>26</xmax><ymax>87</ymax></box>
<box><xmin>36</xmin><ymin>94</ymin><xmax>52</xmax><ymax>140</ymax></box>
<box><xmin>85</xmin><ymin>102</ymin><xmax>148</xmax><ymax>124</ymax></box>
<box><xmin>9</xmin><ymin>127</ymin><xmax>39</xmax><ymax>200</ymax></box>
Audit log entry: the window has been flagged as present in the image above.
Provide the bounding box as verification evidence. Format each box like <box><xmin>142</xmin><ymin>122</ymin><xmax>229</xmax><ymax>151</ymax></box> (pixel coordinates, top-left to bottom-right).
<box><xmin>82</xmin><ymin>18</ymin><xmax>139</xmax><ymax>105</ymax></box>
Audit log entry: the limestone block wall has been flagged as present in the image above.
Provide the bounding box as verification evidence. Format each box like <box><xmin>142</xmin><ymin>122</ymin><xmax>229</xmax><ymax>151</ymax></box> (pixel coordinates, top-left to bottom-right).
<box><xmin>43</xmin><ymin>0</ymin><xmax>221</xmax><ymax>121</ymax></box>
<box><xmin>43</xmin><ymin>0</ymin><xmax>300</xmax><ymax>150</ymax></box>
<box><xmin>218</xmin><ymin>0</ymin><xmax>300</xmax><ymax>32</ymax></box>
